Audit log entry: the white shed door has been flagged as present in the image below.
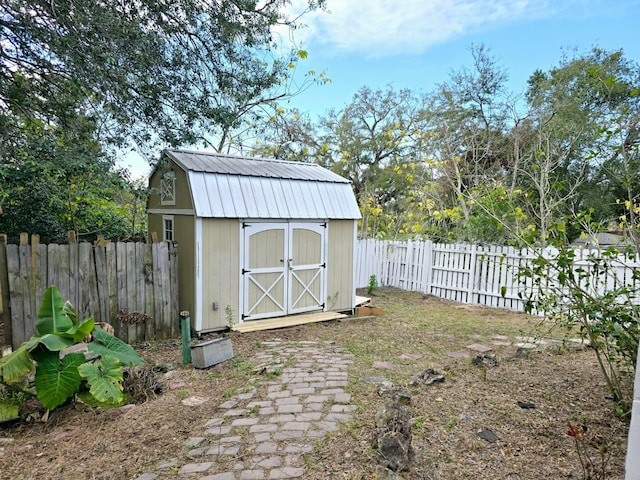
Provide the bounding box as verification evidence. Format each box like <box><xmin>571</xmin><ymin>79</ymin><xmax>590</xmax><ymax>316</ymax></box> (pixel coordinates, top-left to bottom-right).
<box><xmin>242</xmin><ymin>222</ymin><xmax>326</xmax><ymax>321</ymax></box>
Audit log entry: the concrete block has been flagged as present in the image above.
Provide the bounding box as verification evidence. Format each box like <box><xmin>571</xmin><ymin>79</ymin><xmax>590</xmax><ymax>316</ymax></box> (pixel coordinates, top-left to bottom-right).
<box><xmin>191</xmin><ymin>337</ymin><xmax>233</xmax><ymax>369</ymax></box>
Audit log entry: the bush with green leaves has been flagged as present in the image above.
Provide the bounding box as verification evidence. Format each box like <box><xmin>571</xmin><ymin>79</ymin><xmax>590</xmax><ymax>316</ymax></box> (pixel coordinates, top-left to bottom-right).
<box><xmin>0</xmin><ymin>286</ymin><xmax>143</xmax><ymax>411</ymax></box>
<box><xmin>519</xmin><ymin>246</ymin><xmax>640</xmax><ymax>416</ymax></box>
<box><xmin>367</xmin><ymin>274</ymin><xmax>379</xmax><ymax>296</ymax></box>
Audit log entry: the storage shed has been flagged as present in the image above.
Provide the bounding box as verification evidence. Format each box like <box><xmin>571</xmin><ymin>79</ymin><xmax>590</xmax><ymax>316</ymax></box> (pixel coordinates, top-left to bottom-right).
<box><xmin>147</xmin><ymin>149</ymin><xmax>361</xmax><ymax>333</ymax></box>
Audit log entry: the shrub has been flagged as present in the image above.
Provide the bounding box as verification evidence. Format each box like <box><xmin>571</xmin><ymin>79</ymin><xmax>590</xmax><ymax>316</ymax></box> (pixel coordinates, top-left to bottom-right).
<box><xmin>519</xmin><ymin>246</ymin><xmax>639</xmax><ymax>416</ymax></box>
<box><xmin>0</xmin><ymin>286</ymin><xmax>143</xmax><ymax>411</ymax></box>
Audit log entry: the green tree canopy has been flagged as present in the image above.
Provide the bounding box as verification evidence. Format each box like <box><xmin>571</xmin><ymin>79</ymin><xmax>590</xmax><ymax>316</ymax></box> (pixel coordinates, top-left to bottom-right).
<box><xmin>0</xmin><ymin>96</ymin><xmax>146</xmax><ymax>242</ymax></box>
<box><xmin>1</xmin><ymin>0</ymin><xmax>326</xmax><ymax>151</ymax></box>
<box><xmin>519</xmin><ymin>48</ymin><xmax>640</xmax><ymax>242</ymax></box>
<box><xmin>253</xmin><ymin>86</ymin><xmax>433</xmax><ymax>238</ymax></box>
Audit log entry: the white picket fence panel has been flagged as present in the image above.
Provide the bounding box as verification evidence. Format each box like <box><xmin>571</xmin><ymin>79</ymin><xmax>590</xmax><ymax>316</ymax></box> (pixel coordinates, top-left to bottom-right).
<box><xmin>355</xmin><ymin>239</ymin><xmax>640</xmax><ymax>312</ymax></box>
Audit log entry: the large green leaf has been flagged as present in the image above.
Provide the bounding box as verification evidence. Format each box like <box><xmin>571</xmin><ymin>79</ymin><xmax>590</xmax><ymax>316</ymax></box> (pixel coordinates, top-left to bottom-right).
<box><xmin>36</xmin><ymin>286</ymin><xmax>73</xmax><ymax>335</ymax></box>
<box><xmin>27</xmin><ymin>334</ymin><xmax>74</xmax><ymax>352</ymax></box>
<box><xmin>78</xmin><ymin>356</ymin><xmax>124</xmax><ymax>405</ymax></box>
<box><xmin>0</xmin><ymin>346</ymin><xmax>35</xmax><ymax>382</ymax></box>
<box><xmin>60</xmin><ymin>316</ymin><xmax>95</xmax><ymax>343</ymax></box>
<box><xmin>88</xmin><ymin>327</ymin><xmax>143</xmax><ymax>366</ymax></box>
<box><xmin>34</xmin><ymin>351</ymin><xmax>84</xmax><ymax>410</ymax></box>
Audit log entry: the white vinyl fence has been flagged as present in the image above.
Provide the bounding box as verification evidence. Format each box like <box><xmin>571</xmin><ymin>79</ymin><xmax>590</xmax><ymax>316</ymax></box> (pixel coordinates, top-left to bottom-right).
<box><xmin>355</xmin><ymin>239</ymin><xmax>640</xmax><ymax>312</ymax></box>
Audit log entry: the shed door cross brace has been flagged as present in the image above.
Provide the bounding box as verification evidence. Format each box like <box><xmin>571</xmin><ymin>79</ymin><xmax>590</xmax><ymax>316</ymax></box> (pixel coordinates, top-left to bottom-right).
<box><xmin>290</xmin><ymin>268</ymin><xmax>322</xmax><ymax>311</ymax></box>
<box><xmin>246</xmin><ymin>273</ymin><xmax>285</xmax><ymax>317</ymax></box>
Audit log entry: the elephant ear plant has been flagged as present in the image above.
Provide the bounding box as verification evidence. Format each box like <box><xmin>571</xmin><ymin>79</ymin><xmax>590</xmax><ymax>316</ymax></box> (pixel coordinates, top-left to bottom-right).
<box><xmin>0</xmin><ymin>286</ymin><xmax>143</xmax><ymax>411</ymax></box>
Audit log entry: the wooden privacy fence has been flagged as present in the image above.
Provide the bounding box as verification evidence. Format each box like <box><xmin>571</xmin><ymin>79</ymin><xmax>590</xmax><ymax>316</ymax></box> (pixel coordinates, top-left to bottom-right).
<box><xmin>355</xmin><ymin>239</ymin><xmax>640</xmax><ymax>312</ymax></box>
<box><xmin>0</xmin><ymin>235</ymin><xmax>179</xmax><ymax>349</ymax></box>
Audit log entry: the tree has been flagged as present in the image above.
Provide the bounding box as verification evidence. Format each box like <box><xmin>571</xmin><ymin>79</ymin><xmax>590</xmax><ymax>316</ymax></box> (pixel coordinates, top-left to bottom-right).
<box><xmin>427</xmin><ymin>46</ymin><xmax>640</xmax><ymax>245</ymax></box>
<box><xmin>315</xmin><ymin>86</ymin><xmax>432</xmax><ymax>238</ymax></box>
<box><xmin>1</xmin><ymin>0</ymin><xmax>327</xmax><ymax>154</ymax></box>
<box><xmin>520</xmin><ymin>48</ymin><xmax>640</xmax><ymax>243</ymax></box>
<box><xmin>513</xmin><ymin>51</ymin><xmax>640</xmax><ymax>415</ymax></box>
<box><xmin>251</xmin><ymin>107</ymin><xmax>324</xmax><ymax>162</ymax></box>
<box><xmin>419</xmin><ymin>45</ymin><xmax>519</xmax><ymax>241</ymax></box>
<box><xmin>254</xmin><ymin>45</ymin><xmax>640</xmax><ymax>246</ymax></box>
<box><xmin>0</xmin><ymin>75</ymin><xmax>146</xmax><ymax>242</ymax></box>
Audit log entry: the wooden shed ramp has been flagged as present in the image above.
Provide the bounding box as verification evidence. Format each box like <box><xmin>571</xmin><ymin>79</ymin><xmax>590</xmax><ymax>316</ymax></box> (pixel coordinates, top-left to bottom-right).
<box><xmin>355</xmin><ymin>295</ymin><xmax>371</xmax><ymax>306</ymax></box>
<box><xmin>231</xmin><ymin>311</ymin><xmax>348</xmax><ymax>333</ymax></box>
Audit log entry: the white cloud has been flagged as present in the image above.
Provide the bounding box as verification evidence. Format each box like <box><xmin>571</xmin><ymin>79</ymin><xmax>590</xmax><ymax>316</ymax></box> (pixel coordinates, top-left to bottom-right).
<box><xmin>291</xmin><ymin>0</ymin><xmax>577</xmax><ymax>57</ymax></box>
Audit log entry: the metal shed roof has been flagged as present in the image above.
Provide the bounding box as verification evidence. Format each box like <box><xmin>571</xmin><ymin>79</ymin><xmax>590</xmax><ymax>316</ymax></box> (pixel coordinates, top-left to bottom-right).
<box><xmin>164</xmin><ymin>149</ymin><xmax>361</xmax><ymax>220</ymax></box>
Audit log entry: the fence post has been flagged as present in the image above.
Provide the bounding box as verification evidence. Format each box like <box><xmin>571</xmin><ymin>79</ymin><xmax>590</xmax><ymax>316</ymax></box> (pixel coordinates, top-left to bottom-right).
<box><xmin>180</xmin><ymin>310</ymin><xmax>192</xmax><ymax>365</ymax></box>
<box><xmin>626</xmin><ymin>342</ymin><xmax>640</xmax><ymax>477</ymax></box>
<box><xmin>18</xmin><ymin>234</ymin><xmax>33</xmax><ymax>344</ymax></box>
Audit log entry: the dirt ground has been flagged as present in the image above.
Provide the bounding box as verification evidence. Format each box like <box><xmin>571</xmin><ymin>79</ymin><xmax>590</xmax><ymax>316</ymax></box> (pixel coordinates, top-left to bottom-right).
<box><xmin>0</xmin><ymin>288</ymin><xmax>631</xmax><ymax>479</ymax></box>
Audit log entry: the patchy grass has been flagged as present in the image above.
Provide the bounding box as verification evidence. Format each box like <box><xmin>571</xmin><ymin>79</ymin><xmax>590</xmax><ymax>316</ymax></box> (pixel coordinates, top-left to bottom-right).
<box><xmin>303</xmin><ymin>289</ymin><xmax>629</xmax><ymax>479</ymax></box>
<box><xmin>0</xmin><ymin>287</ymin><xmax>629</xmax><ymax>479</ymax></box>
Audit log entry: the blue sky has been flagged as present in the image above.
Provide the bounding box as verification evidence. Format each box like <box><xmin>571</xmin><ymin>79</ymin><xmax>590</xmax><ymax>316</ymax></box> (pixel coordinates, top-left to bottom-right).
<box><xmin>122</xmin><ymin>0</ymin><xmax>640</xmax><ymax>177</ymax></box>
<box><xmin>284</xmin><ymin>0</ymin><xmax>640</xmax><ymax>118</ymax></box>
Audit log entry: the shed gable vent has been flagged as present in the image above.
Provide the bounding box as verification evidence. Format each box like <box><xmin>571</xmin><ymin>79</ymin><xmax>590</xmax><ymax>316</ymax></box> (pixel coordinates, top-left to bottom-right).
<box><xmin>160</xmin><ymin>171</ymin><xmax>176</xmax><ymax>206</ymax></box>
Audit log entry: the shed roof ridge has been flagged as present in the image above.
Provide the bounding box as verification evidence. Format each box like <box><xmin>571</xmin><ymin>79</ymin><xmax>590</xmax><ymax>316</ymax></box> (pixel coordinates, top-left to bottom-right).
<box><xmin>165</xmin><ymin>148</ymin><xmax>322</xmax><ymax>168</ymax></box>
<box><xmin>208</xmin><ymin>172</ymin><xmax>346</xmax><ymax>184</ymax></box>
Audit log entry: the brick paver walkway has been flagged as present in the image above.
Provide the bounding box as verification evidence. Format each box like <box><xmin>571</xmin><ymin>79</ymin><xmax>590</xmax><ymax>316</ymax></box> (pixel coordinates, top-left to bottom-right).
<box><xmin>135</xmin><ymin>339</ymin><xmax>354</xmax><ymax>479</ymax></box>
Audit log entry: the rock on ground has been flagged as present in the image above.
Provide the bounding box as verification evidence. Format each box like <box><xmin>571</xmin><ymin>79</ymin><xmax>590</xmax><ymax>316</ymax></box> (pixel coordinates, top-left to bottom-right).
<box><xmin>372</xmin><ymin>386</ymin><xmax>413</xmax><ymax>472</ymax></box>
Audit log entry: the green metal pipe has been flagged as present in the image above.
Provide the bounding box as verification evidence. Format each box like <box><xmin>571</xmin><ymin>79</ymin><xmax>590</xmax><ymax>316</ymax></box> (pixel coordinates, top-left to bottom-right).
<box><xmin>180</xmin><ymin>310</ymin><xmax>192</xmax><ymax>365</ymax></box>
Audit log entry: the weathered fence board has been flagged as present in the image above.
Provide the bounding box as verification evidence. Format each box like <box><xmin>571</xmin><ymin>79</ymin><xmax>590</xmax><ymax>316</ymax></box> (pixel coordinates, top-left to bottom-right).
<box><xmin>143</xmin><ymin>245</ymin><xmax>154</xmax><ymax>341</ymax></box>
<box><xmin>125</xmin><ymin>242</ymin><xmax>137</xmax><ymax>342</ymax></box>
<box><xmin>0</xmin><ymin>237</ymin><xmax>11</xmax><ymax>347</ymax></box>
<box><xmin>6</xmin><ymin>244</ymin><xmax>24</xmax><ymax>346</ymax></box>
<box><xmin>106</xmin><ymin>243</ymin><xmax>117</xmax><ymax>332</ymax></box>
<box><xmin>0</xmin><ymin>238</ymin><xmax>178</xmax><ymax>349</ymax></box>
<box><xmin>94</xmin><ymin>245</ymin><xmax>109</xmax><ymax>325</ymax></box>
<box><xmin>168</xmin><ymin>244</ymin><xmax>178</xmax><ymax>338</ymax></box>
<box><xmin>356</xmin><ymin>239</ymin><xmax>640</xmax><ymax>313</ymax></box>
